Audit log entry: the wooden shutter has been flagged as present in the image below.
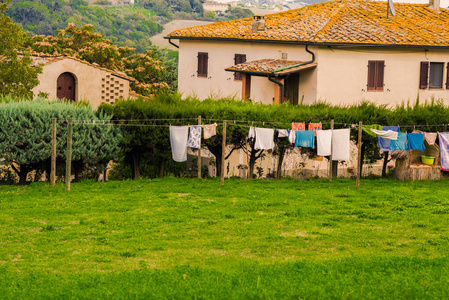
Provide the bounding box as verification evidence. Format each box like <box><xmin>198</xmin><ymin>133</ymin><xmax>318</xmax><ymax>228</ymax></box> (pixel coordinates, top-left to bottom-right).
<box><xmin>197</xmin><ymin>52</ymin><xmax>208</xmax><ymax>77</ymax></box>
<box><xmin>367</xmin><ymin>61</ymin><xmax>376</xmax><ymax>91</ymax></box>
<box><xmin>376</xmin><ymin>61</ymin><xmax>384</xmax><ymax>91</ymax></box>
<box><xmin>234</xmin><ymin>54</ymin><xmax>246</xmax><ymax>80</ymax></box>
<box><xmin>446</xmin><ymin>63</ymin><xmax>449</xmax><ymax>89</ymax></box>
<box><xmin>420</xmin><ymin>61</ymin><xmax>429</xmax><ymax>89</ymax></box>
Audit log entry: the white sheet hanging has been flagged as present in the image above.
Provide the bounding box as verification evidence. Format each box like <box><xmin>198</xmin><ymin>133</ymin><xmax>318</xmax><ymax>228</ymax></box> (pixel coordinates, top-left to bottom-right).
<box><xmin>332</xmin><ymin>128</ymin><xmax>350</xmax><ymax>161</ymax></box>
<box><xmin>317</xmin><ymin>129</ymin><xmax>332</xmax><ymax>156</ymax></box>
<box><xmin>254</xmin><ymin>127</ymin><xmax>275</xmax><ymax>150</ymax></box>
<box><xmin>170</xmin><ymin>126</ymin><xmax>189</xmax><ymax>162</ymax></box>
<box><xmin>370</xmin><ymin>129</ymin><xmax>398</xmax><ymax>140</ymax></box>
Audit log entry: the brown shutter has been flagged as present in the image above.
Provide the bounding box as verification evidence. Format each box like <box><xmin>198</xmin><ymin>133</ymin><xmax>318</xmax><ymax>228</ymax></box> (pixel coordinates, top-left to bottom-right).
<box><xmin>446</xmin><ymin>63</ymin><xmax>449</xmax><ymax>89</ymax></box>
<box><xmin>197</xmin><ymin>52</ymin><xmax>208</xmax><ymax>77</ymax></box>
<box><xmin>234</xmin><ymin>54</ymin><xmax>246</xmax><ymax>80</ymax></box>
<box><xmin>420</xmin><ymin>61</ymin><xmax>429</xmax><ymax>89</ymax></box>
<box><xmin>376</xmin><ymin>61</ymin><xmax>384</xmax><ymax>91</ymax></box>
<box><xmin>367</xmin><ymin>61</ymin><xmax>376</xmax><ymax>91</ymax></box>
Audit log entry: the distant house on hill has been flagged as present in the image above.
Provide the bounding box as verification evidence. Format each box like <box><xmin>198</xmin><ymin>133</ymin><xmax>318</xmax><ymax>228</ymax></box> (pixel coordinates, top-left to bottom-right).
<box><xmin>167</xmin><ymin>0</ymin><xmax>449</xmax><ymax>106</ymax></box>
<box><xmin>203</xmin><ymin>1</ymin><xmax>233</xmax><ymax>12</ymax></box>
<box><xmin>31</xmin><ymin>55</ymin><xmax>135</xmax><ymax>108</ymax></box>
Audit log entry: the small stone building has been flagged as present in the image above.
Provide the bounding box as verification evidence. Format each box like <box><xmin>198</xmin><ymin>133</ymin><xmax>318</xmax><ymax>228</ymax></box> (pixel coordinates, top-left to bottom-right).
<box><xmin>32</xmin><ymin>55</ymin><xmax>135</xmax><ymax>109</ymax></box>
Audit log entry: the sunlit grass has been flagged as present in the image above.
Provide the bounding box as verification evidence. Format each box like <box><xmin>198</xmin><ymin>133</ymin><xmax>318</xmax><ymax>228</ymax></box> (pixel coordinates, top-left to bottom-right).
<box><xmin>1</xmin><ymin>178</ymin><xmax>449</xmax><ymax>298</ymax></box>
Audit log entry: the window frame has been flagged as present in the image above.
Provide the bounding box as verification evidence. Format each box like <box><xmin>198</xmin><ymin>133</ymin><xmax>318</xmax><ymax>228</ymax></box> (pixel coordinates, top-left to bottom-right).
<box><xmin>234</xmin><ymin>54</ymin><xmax>246</xmax><ymax>80</ymax></box>
<box><xmin>197</xmin><ymin>52</ymin><xmax>208</xmax><ymax>78</ymax></box>
<box><xmin>420</xmin><ymin>61</ymin><xmax>446</xmax><ymax>90</ymax></box>
<box><xmin>367</xmin><ymin>60</ymin><xmax>385</xmax><ymax>91</ymax></box>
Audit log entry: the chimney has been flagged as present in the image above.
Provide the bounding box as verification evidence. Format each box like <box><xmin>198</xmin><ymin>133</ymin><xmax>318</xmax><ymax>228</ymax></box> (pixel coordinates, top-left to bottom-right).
<box><xmin>429</xmin><ymin>0</ymin><xmax>440</xmax><ymax>11</ymax></box>
<box><xmin>251</xmin><ymin>15</ymin><xmax>266</xmax><ymax>33</ymax></box>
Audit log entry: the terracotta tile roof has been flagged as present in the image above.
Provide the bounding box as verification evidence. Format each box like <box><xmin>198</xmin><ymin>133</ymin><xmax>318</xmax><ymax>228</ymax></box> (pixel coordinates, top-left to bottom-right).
<box><xmin>168</xmin><ymin>0</ymin><xmax>449</xmax><ymax>47</ymax></box>
<box><xmin>30</xmin><ymin>53</ymin><xmax>135</xmax><ymax>82</ymax></box>
<box><xmin>225</xmin><ymin>59</ymin><xmax>317</xmax><ymax>75</ymax></box>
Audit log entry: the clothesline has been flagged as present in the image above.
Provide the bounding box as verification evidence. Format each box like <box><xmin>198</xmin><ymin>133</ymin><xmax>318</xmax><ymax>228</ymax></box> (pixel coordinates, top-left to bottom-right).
<box><xmin>59</xmin><ymin>118</ymin><xmax>449</xmax><ymax>130</ymax></box>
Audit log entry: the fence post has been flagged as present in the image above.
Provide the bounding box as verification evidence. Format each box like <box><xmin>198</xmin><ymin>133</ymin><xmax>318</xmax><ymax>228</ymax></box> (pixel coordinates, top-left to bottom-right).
<box><xmin>357</xmin><ymin>121</ymin><xmax>362</xmax><ymax>189</ymax></box>
<box><xmin>198</xmin><ymin>115</ymin><xmax>202</xmax><ymax>179</ymax></box>
<box><xmin>221</xmin><ymin>120</ymin><xmax>227</xmax><ymax>186</ymax></box>
<box><xmin>65</xmin><ymin>118</ymin><xmax>73</xmax><ymax>192</ymax></box>
<box><xmin>51</xmin><ymin>118</ymin><xmax>57</xmax><ymax>187</ymax></box>
<box><xmin>329</xmin><ymin>119</ymin><xmax>334</xmax><ymax>182</ymax></box>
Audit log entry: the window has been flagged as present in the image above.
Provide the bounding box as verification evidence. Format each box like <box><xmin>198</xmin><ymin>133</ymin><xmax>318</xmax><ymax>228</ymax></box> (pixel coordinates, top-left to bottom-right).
<box><xmin>420</xmin><ymin>61</ymin><xmax>445</xmax><ymax>89</ymax></box>
<box><xmin>234</xmin><ymin>54</ymin><xmax>246</xmax><ymax>80</ymax></box>
<box><xmin>197</xmin><ymin>52</ymin><xmax>208</xmax><ymax>77</ymax></box>
<box><xmin>367</xmin><ymin>60</ymin><xmax>385</xmax><ymax>91</ymax></box>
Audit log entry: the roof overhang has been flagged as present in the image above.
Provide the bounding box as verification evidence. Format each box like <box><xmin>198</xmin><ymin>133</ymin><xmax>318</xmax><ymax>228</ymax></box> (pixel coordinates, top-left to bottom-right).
<box><xmin>225</xmin><ymin>59</ymin><xmax>317</xmax><ymax>77</ymax></box>
<box><xmin>165</xmin><ymin>36</ymin><xmax>449</xmax><ymax>50</ymax></box>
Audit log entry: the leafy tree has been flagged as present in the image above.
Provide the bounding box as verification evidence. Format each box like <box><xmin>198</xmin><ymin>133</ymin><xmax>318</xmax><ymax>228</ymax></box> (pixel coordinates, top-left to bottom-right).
<box><xmin>0</xmin><ymin>99</ymin><xmax>121</xmax><ymax>184</ymax></box>
<box><xmin>0</xmin><ymin>2</ymin><xmax>42</xmax><ymax>98</ymax></box>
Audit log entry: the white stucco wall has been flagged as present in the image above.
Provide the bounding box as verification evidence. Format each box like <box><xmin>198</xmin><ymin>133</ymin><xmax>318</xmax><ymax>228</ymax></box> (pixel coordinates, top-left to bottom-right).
<box><xmin>315</xmin><ymin>47</ymin><xmax>449</xmax><ymax>106</ymax></box>
<box><xmin>177</xmin><ymin>40</ymin><xmax>318</xmax><ymax>104</ymax></box>
<box><xmin>33</xmin><ymin>58</ymin><xmax>131</xmax><ymax>109</ymax></box>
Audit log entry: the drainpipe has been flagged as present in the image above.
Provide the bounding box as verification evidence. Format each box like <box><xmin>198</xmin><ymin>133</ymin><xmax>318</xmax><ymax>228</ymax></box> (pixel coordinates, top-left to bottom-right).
<box><xmin>268</xmin><ymin>75</ymin><xmax>285</xmax><ymax>104</ymax></box>
<box><xmin>168</xmin><ymin>38</ymin><xmax>179</xmax><ymax>49</ymax></box>
<box><xmin>268</xmin><ymin>44</ymin><xmax>316</xmax><ymax>104</ymax></box>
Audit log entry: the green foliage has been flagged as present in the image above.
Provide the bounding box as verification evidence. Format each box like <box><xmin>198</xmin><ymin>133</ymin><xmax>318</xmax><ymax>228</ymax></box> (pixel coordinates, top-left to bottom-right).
<box><xmin>0</xmin><ymin>9</ymin><xmax>42</xmax><ymax>98</ymax></box>
<box><xmin>0</xmin><ymin>99</ymin><xmax>121</xmax><ymax>184</ymax></box>
<box><xmin>7</xmin><ymin>0</ymin><xmax>163</xmax><ymax>52</ymax></box>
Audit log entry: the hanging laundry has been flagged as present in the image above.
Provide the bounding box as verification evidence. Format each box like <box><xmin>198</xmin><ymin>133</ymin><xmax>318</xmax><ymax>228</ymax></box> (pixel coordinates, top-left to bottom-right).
<box><xmin>295</xmin><ymin>130</ymin><xmax>315</xmax><ymax>148</ymax></box>
<box><xmin>424</xmin><ymin>132</ymin><xmax>437</xmax><ymax>145</ymax></box>
<box><xmin>292</xmin><ymin>122</ymin><xmax>305</xmax><ymax>131</ymax></box>
<box><xmin>203</xmin><ymin>123</ymin><xmax>217</xmax><ymax>139</ymax></box>
<box><xmin>317</xmin><ymin>129</ymin><xmax>332</xmax><ymax>156</ymax></box>
<box><xmin>362</xmin><ymin>124</ymin><xmax>382</xmax><ymax>138</ymax></box>
<box><xmin>278</xmin><ymin>129</ymin><xmax>289</xmax><ymax>138</ymax></box>
<box><xmin>170</xmin><ymin>126</ymin><xmax>189</xmax><ymax>162</ymax></box>
<box><xmin>374</xmin><ymin>126</ymin><xmax>400</xmax><ymax>152</ymax></box>
<box><xmin>254</xmin><ymin>127</ymin><xmax>275</xmax><ymax>150</ymax></box>
<box><xmin>332</xmin><ymin>128</ymin><xmax>350</xmax><ymax>161</ymax></box>
<box><xmin>308</xmin><ymin>123</ymin><xmax>322</xmax><ymax>136</ymax></box>
<box><xmin>187</xmin><ymin>125</ymin><xmax>202</xmax><ymax>149</ymax></box>
<box><xmin>288</xmin><ymin>129</ymin><xmax>296</xmax><ymax>144</ymax></box>
<box><xmin>438</xmin><ymin>132</ymin><xmax>449</xmax><ymax>171</ymax></box>
<box><xmin>248</xmin><ymin>126</ymin><xmax>256</xmax><ymax>140</ymax></box>
<box><xmin>407</xmin><ymin>132</ymin><xmax>425</xmax><ymax>151</ymax></box>
<box><xmin>370</xmin><ymin>129</ymin><xmax>399</xmax><ymax>140</ymax></box>
<box><xmin>389</xmin><ymin>132</ymin><xmax>407</xmax><ymax>151</ymax></box>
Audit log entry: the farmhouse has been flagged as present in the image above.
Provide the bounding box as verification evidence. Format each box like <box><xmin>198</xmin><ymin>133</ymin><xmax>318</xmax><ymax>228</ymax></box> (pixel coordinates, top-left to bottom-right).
<box><xmin>31</xmin><ymin>54</ymin><xmax>135</xmax><ymax>109</ymax></box>
<box><xmin>167</xmin><ymin>0</ymin><xmax>449</xmax><ymax>106</ymax></box>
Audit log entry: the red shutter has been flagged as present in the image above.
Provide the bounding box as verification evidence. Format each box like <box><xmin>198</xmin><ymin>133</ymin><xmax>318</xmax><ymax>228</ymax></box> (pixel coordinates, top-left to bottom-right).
<box><xmin>204</xmin><ymin>53</ymin><xmax>208</xmax><ymax>77</ymax></box>
<box><xmin>446</xmin><ymin>63</ymin><xmax>449</xmax><ymax>89</ymax></box>
<box><xmin>367</xmin><ymin>61</ymin><xmax>376</xmax><ymax>91</ymax></box>
<box><xmin>420</xmin><ymin>61</ymin><xmax>429</xmax><ymax>89</ymax></box>
<box><xmin>376</xmin><ymin>61</ymin><xmax>384</xmax><ymax>91</ymax></box>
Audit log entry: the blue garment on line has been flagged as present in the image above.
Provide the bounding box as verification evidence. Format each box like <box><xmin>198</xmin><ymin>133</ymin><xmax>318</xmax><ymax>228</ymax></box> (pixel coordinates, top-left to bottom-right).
<box><xmin>295</xmin><ymin>130</ymin><xmax>315</xmax><ymax>148</ymax></box>
<box><xmin>389</xmin><ymin>132</ymin><xmax>407</xmax><ymax>150</ymax></box>
<box><xmin>407</xmin><ymin>132</ymin><xmax>425</xmax><ymax>151</ymax></box>
<box><xmin>377</xmin><ymin>126</ymin><xmax>400</xmax><ymax>152</ymax></box>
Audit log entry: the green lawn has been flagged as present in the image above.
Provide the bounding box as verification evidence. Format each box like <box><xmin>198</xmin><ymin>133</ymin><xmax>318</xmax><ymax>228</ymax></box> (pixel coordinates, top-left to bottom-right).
<box><xmin>1</xmin><ymin>178</ymin><xmax>449</xmax><ymax>298</ymax></box>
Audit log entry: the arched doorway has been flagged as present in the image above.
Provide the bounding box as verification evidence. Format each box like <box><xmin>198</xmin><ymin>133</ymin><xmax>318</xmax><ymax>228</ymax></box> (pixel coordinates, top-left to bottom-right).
<box><xmin>56</xmin><ymin>72</ymin><xmax>76</xmax><ymax>101</ymax></box>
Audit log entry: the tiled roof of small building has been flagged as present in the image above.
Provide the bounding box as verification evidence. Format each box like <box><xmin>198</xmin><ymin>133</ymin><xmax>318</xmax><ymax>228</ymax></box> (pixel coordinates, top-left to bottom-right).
<box><xmin>225</xmin><ymin>59</ymin><xmax>317</xmax><ymax>75</ymax></box>
<box><xmin>168</xmin><ymin>0</ymin><xmax>449</xmax><ymax>47</ymax></box>
<box><xmin>30</xmin><ymin>54</ymin><xmax>135</xmax><ymax>81</ymax></box>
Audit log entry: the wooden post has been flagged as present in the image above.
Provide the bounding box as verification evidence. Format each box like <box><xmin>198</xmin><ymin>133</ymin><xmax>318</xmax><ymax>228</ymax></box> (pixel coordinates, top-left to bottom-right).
<box><xmin>356</xmin><ymin>121</ymin><xmax>362</xmax><ymax>189</ymax></box>
<box><xmin>329</xmin><ymin>119</ymin><xmax>334</xmax><ymax>182</ymax></box>
<box><xmin>221</xmin><ymin>120</ymin><xmax>227</xmax><ymax>186</ymax></box>
<box><xmin>198</xmin><ymin>115</ymin><xmax>202</xmax><ymax>179</ymax></box>
<box><xmin>51</xmin><ymin>118</ymin><xmax>57</xmax><ymax>187</ymax></box>
<box><xmin>65</xmin><ymin>118</ymin><xmax>73</xmax><ymax>192</ymax></box>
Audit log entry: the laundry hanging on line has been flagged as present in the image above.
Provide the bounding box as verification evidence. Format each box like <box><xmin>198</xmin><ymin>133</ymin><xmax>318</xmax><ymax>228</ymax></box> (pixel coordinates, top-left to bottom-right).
<box><xmin>332</xmin><ymin>128</ymin><xmax>350</xmax><ymax>161</ymax></box>
<box><xmin>187</xmin><ymin>125</ymin><xmax>202</xmax><ymax>149</ymax></box>
<box><xmin>317</xmin><ymin>129</ymin><xmax>332</xmax><ymax>156</ymax></box>
<box><xmin>170</xmin><ymin>125</ymin><xmax>189</xmax><ymax>162</ymax></box>
<box><xmin>375</xmin><ymin>126</ymin><xmax>400</xmax><ymax>152</ymax></box>
<box><xmin>292</xmin><ymin>122</ymin><xmax>305</xmax><ymax>131</ymax></box>
<box><xmin>254</xmin><ymin>127</ymin><xmax>275</xmax><ymax>150</ymax></box>
<box><xmin>203</xmin><ymin>123</ymin><xmax>217</xmax><ymax>139</ymax></box>
<box><xmin>438</xmin><ymin>132</ymin><xmax>449</xmax><ymax>171</ymax></box>
<box><xmin>295</xmin><ymin>130</ymin><xmax>315</xmax><ymax>148</ymax></box>
<box><xmin>389</xmin><ymin>132</ymin><xmax>407</xmax><ymax>151</ymax></box>
<box><xmin>407</xmin><ymin>132</ymin><xmax>425</xmax><ymax>151</ymax></box>
<box><xmin>308</xmin><ymin>123</ymin><xmax>322</xmax><ymax>136</ymax></box>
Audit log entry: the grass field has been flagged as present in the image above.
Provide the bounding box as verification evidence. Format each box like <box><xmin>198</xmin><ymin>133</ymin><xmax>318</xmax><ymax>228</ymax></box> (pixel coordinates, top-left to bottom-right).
<box><xmin>1</xmin><ymin>178</ymin><xmax>449</xmax><ymax>298</ymax></box>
